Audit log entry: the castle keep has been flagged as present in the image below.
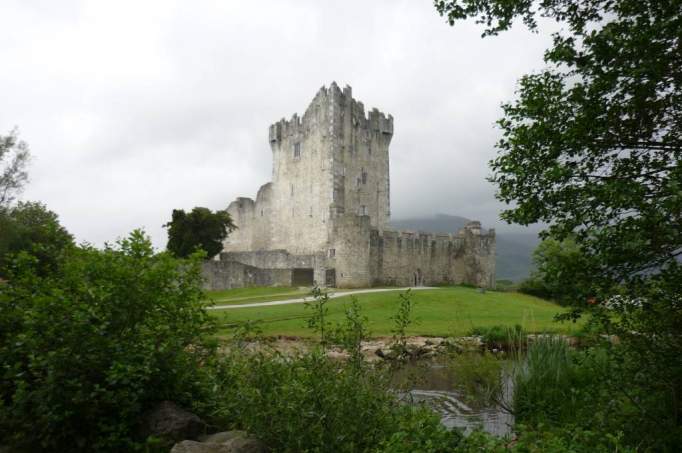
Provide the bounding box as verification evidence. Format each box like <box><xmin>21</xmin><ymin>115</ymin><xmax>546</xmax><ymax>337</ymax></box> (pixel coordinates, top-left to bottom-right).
<box><xmin>204</xmin><ymin>83</ymin><xmax>495</xmax><ymax>289</ymax></box>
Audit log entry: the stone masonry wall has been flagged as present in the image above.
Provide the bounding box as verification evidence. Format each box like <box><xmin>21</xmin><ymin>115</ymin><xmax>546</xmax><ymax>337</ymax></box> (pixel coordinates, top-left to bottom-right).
<box><xmin>201</xmin><ymin>260</ymin><xmax>292</xmax><ymax>291</ymax></box>
<box><xmin>369</xmin><ymin>221</ymin><xmax>496</xmax><ymax>288</ymax></box>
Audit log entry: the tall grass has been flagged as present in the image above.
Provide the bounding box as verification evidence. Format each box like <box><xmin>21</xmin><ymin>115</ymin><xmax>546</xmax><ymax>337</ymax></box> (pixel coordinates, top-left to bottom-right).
<box><xmin>511</xmin><ymin>336</ymin><xmax>609</xmax><ymax>427</ymax></box>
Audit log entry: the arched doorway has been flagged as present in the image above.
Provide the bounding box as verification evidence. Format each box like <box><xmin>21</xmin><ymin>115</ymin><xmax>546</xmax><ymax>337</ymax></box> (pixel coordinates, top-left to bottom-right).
<box><xmin>413</xmin><ymin>268</ymin><xmax>423</xmax><ymax>286</ymax></box>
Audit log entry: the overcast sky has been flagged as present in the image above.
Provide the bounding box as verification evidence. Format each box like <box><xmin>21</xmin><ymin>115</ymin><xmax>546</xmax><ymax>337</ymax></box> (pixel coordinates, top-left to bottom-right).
<box><xmin>1</xmin><ymin>0</ymin><xmax>552</xmax><ymax>248</ymax></box>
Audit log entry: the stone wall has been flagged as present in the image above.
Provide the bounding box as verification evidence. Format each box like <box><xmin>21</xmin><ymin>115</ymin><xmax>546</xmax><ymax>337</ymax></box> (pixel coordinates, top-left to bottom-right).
<box><xmin>201</xmin><ymin>260</ymin><xmax>292</xmax><ymax>291</ymax></box>
<box><xmin>221</xmin><ymin>249</ymin><xmax>328</xmax><ymax>287</ymax></box>
<box><xmin>369</xmin><ymin>222</ymin><xmax>495</xmax><ymax>287</ymax></box>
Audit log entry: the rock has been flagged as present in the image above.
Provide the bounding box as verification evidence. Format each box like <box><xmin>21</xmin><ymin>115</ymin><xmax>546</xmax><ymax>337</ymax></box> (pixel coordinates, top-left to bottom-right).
<box><xmin>326</xmin><ymin>349</ymin><xmax>349</xmax><ymax>360</ymax></box>
<box><xmin>172</xmin><ymin>432</ymin><xmax>268</xmax><ymax>453</ymax></box>
<box><xmin>224</xmin><ymin>436</ymin><xmax>268</xmax><ymax>453</ymax></box>
<box><xmin>199</xmin><ymin>431</ymin><xmax>248</xmax><ymax>444</ymax></box>
<box><xmin>138</xmin><ymin>401</ymin><xmax>206</xmax><ymax>443</ymax></box>
<box><xmin>171</xmin><ymin>440</ymin><xmax>232</xmax><ymax>453</ymax></box>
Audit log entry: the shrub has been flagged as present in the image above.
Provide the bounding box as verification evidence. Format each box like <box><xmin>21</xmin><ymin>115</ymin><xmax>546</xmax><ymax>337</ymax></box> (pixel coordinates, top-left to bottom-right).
<box><xmin>375</xmin><ymin>405</ymin><xmax>462</xmax><ymax>453</ymax></box>
<box><xmin>456</xmin><ymin>425</ymin><xmax>633</xmax><ymax>452</ymax></box>
<box><xmin>202</xmin><ymin>349</ymin><xmax>461</xmax><ymax>453</ymax></box>
<box><xmin>0</xmin><ymin>231</ymin><xmax>215</xmax><ymax>452</ymax></box>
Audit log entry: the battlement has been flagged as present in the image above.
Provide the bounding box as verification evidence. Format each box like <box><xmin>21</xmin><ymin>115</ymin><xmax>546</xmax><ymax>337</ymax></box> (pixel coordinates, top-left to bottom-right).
<box><xmin>268</xmin><ymin>82</ymin><xmax>393</xmax><ymax>146</ymax></box>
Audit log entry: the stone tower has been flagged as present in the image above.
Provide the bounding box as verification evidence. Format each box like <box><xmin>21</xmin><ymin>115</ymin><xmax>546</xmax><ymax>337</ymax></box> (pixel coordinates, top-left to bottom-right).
<box><xmin>224</xmin><ymin>82</ymin><xmax>393</xmax><ymax>257</ymax></box>
<box><xmin>268</xmin><ymin>83</ymin><xmax>392</xmax><ymax>254</ymax></box>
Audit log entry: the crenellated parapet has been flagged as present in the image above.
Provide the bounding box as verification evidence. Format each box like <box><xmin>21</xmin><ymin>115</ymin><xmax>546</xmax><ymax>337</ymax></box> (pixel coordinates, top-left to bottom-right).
<box><xmin>268</xmin><ymin>82</ymin><xmax>393</xmax><ymax>148</ymax></box>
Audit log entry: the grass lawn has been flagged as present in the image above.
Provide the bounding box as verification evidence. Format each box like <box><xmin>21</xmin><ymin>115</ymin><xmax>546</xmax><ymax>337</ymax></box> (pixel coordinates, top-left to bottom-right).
<box><xmin>206</xmin><ymin>286</ymin><xmax>312</xmax><ymax>305</ymax></box>
<box><xmin>210</xmin><ymin>286</ymin><xmax>581</xmax><ymax>338</ymax></box>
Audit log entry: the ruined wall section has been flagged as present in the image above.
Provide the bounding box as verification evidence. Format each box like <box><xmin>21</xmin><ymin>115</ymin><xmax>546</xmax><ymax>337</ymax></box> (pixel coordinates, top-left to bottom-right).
<box><xmin>223</xmin><ymin>197</ymin><xmax>256</xmax><ymax>251</ymax></box>
<box><xmin>369</xmin><ymin>221</ymin><xmax>496</xmax><ymax>287</ymax></box>
<box><xmin>223</xmin><ymin>183</ymin><xmax>274</xmax><ymax>252</ymax></box>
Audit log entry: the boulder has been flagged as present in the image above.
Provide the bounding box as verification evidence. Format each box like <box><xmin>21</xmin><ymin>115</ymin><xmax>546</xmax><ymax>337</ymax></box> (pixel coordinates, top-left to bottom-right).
<box><xmin>199</xmin><ymin>431</ymin><xmax>248</xmax><ymax>443</ymax></box>
<box><xmin>171</xmin><ymin>440</ymin><xmax>232</xmax><ymax>453</ymax></box>
<box><xmin>138</xmin><ymin>401</ymin><xmax>205</xmax><ymax>443</ymax></box>
<box><xmin>172</xmin><ymin>431</ymin><xmax>268</xmax><ymax>453</ymax></box>
<box><xmin>223</xmin><ymin>436</ymin><xmax>268</xmax><ymax>453</ymax></box>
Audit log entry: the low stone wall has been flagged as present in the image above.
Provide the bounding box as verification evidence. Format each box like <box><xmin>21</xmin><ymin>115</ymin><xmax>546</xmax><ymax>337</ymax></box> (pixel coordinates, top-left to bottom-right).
<box><xmin>201</xmin><ymin>260</ymin><xmax>292</xmax><ymax>291</ymax></box>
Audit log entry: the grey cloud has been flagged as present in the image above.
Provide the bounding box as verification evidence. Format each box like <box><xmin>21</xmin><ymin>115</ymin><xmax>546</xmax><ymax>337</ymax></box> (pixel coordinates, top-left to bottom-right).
<box><xmin>0</xmin><ymin>0</ymin><xmax>552</xmax><ymax>248</ymax></box>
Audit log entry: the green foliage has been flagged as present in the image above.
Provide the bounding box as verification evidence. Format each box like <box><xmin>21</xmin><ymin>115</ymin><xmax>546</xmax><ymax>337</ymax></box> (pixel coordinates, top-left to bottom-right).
<box><xmin>456</xmin><ymin>425</ymin><xmax>633</xmax><ymax>452</ymax></box>
<box><xmin>0</xmin><ymin>201</ymin><xmax>74</xmax><ymax>278</ymax></box>
<box><xmin>330</xmin><ymin>296</ymin><xmax>370</xmax><ymax>368</ymax></box>
<box><xmin>390</xmin><ymin>290</ymin><xmax>416</xmax><ymax>359</ymax></box>
<box><xmin>0</xmin><ymin>128</ymin><xmax>30</xmax><ymax>208</ymax></box>
<box><xmin>375</xmin><ymin>406</ymin><xmax>462</xmax><ymax>453</ymax></box>
<box><xmin>305</xmin><ymin>285</ymin><xmax>332</xmax><ymax>347</ymax></box>
<box><xmin>164</xmin><ymin>207</ymin><xmax>235</xmax><ymax>259</ymax></box>
<box><xmin>518</xmin><ymin>237</ymin><xmax>587</xmax><ymax>304</ymax></box>
<box><xmin>513</xmin><ymin>337</ymin><xmax>584</xmax><ymax>425</ymax></box>
<box><xmin>508</xmin><ymin>338</ymin><xmax>663</xmax><ymax>448</ymax></box>
<box><xmin>0</xmin><ymin>231</ymin><xmax>215</xmax><ymax>452</ymax></box>
<box><xmin>203</xmin><ymin>349</ymin><xmax>461</xmax><ymax>453</ymax></box>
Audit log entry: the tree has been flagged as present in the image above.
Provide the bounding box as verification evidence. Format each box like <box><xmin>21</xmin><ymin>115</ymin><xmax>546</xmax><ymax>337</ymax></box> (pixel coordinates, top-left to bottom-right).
<box><xmin>164</xmin><ymin>207</ymin><xmax>236</xmax><ymax>259</ymax></box>
<box><xmin>0</xmin><ymin>231</ymin><xmax>215</xmax><ymax>452</ymax></box>
<box><xmin>519</xmin><ymin>236</ymin><xmax>589</xmax><ymax>304</ymax></box>
<box><xmin>0</xmin><ymin>129</ymin><xmax>30</xmax><ymax>208</ymax></box>
<box><xmin>435</xmin><ymin>0</ymin><xmax>681</xmax><ymax>448</ymax></box>
<box><xmin>0</xmin><ymin>201</ymin><xmax>74</xmax><ymax>278</ymax></box>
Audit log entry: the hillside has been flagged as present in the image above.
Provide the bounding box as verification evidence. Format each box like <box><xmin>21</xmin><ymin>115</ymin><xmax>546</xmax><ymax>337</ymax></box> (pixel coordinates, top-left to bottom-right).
<box><xmin>390</xmin><ymin>214</ymin><xmax>539</xmax><ymax>282</ymax></box>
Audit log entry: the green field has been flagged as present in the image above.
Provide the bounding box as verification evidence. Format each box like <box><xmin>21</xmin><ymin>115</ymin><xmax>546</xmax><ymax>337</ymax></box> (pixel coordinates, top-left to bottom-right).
<box><xmin>210</xmin><ymin>286</ymin><xmax>580</xmax><ymax>338</ymax></box>
<box><xmin>207</xmin><ymin>286</ymin><xmax>311</xmax><ymax>305</ymax></box>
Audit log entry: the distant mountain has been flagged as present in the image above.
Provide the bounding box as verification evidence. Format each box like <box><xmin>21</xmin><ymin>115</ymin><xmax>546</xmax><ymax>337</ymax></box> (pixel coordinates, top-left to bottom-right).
<box><xmin>390</xmin><ymin>214</ymin><xmax>540</xmax><ymax>282</ymax></box>
<box><xmin>494</xmin><ymin>232</ymin><xmax>540</xmax><ymax>281</ymax></box>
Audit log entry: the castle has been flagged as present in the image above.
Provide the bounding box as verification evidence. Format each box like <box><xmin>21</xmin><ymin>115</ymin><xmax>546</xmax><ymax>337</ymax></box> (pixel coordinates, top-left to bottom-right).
<box><xmin>203</xmin><ymin>83</ymin><xmax>495</xmax><ymax>289</ymax></box>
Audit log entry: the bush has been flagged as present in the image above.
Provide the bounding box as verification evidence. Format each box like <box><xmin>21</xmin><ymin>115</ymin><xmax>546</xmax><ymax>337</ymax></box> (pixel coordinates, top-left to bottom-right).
<box><xmin>375</xmin><ymin>405</ymin><xmax>462</xmax><ymax>453</ymax></box>
<box><xmin>456</xmin><ymin>425</ymin><xmax>633</xmax><ymax>452</ymax></box>
<box><xmin>201</xmin><ymin>349</ymin><xmax>460</xmax><ymax>453</ymax></box>
<box><xmin>0</xmin><ymin>231</ymin><xmax>215</xmax><ymax>452</ymax></box>
<box><xmin>517</xmin><ymin>276</ymin><xmax>553</xmax><ymax>300</ymax></box>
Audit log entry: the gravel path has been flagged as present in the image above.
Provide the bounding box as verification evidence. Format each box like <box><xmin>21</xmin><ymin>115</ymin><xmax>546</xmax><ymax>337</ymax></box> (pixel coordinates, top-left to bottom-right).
<box><xmin>208</xmin><ymin>286</ymin><xmax>438</xmax><ymax>310</ymax></box>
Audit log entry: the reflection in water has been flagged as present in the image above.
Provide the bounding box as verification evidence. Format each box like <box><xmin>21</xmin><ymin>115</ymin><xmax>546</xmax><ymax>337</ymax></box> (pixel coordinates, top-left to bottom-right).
<box><xmin>393</xmin><ymin>361</ymin><xmax>514</xmax><ymax>436</ymax></box>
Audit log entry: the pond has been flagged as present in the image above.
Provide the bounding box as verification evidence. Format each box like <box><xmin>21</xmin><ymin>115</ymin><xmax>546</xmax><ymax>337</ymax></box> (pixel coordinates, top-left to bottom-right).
<box><xmin>392</xmin><ymin>359</ymin><xmax>514</xmax><ymax>436</ymax></box>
